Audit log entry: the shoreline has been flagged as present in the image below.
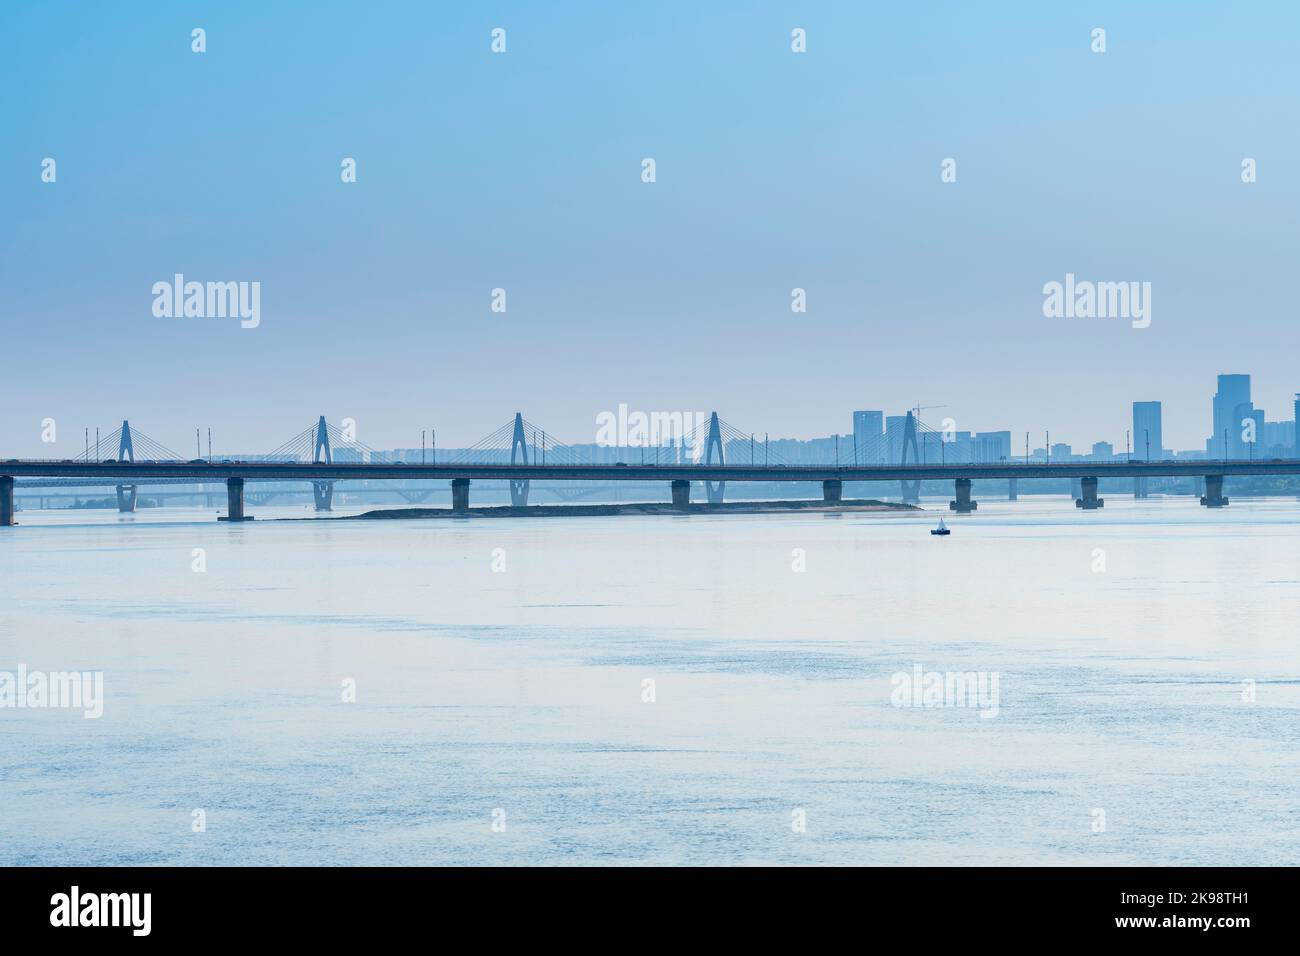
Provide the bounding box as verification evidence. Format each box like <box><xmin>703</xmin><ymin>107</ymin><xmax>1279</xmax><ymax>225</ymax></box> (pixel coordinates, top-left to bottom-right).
<box><xmin>330</xmin><ymin>499</ymin><xmax>921</xmax><ymax>520</ymax></box>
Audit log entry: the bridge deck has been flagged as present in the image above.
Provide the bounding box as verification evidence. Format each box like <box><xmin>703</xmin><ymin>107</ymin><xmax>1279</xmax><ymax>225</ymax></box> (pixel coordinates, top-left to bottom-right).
<box><xmin>3</xmin><ymin>460</ymin><xmax>1297</xmax><ymax>482</ymax></box>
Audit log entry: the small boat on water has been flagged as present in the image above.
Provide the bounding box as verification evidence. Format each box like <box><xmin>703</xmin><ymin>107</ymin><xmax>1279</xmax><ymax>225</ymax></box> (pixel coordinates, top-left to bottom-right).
<box><xmin>930</xmin><ymin>519</ymin><xmax>950</xmax><ymax>536</ymax></box>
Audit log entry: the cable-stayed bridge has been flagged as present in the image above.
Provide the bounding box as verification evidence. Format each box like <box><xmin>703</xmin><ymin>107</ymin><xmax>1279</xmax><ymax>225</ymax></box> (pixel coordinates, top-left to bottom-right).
<box><xmin>2</xmin><ymin>411</ymin><xmax>1283</xmax><ymax>524</ymax></box>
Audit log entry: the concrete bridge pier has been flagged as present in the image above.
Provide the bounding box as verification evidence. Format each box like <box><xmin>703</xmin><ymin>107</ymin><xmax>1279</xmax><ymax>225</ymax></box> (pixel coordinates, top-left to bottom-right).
<box><xmin>822</xmin><ymin>479</ymin><xmax>842</xmax><ymax>504</ymax></box>
<box><xmin>451</xmin><ymin>478</ymin><xmax>470</xmax><ymax>513</ymax></box>
<box><xmin>949</xmin><ymin>477</ymin><xmax>977</xmax><ymax>513</ymax></box>
<box><xmin>1075</xmin><ymin>476</ymin><xmax>1104</xmax><ymax>510</ymax></box>
<box><xmin>116</xmin><ymin>483</ymin><xmax>138</xmax><ymax>513</ymax></box>
<box><xmin>1201</xmin><ymin>475</ymin><xmax>1228</xmax><ymax>508</ymax></box>
<box><xmin>1</xmin><ymin>476</ymin><xmax>15</xmax><ymax>526</ymax></box>
<box><xmin>671</xmin><ymin>480</ymin><xmax>690</xmax><ymax>509</ymax></box>
<box><xmin>1070</xmin><ymin>477</ymin><xmax>1082</xmax><ymax>502</ymax></box>
<box><xmin>1134</xmin><ymin>476</ymin><xmax>1148</xmax><ymax>499</ymax></box>
<box><xmin>221</xmin><ymin>477</ymin><xmax>252</xmax><ymax>521</ymax></box>
<box><xmin>1007</xmin><ymin>478</ymin><xmax>1017</xmax><ymax>501</ymax></box>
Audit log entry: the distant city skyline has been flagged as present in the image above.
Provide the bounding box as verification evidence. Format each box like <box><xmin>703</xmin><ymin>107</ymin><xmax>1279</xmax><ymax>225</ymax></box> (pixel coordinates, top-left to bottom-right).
<box><xmin>9</xmin><ymin>368</ymin><xmax>1300</xmax><ymax>464</ymax></box>
<box><xmin>119</xmin><ymin>368</ymin><xmax>1292</xmax><ymax>469</ymax></box>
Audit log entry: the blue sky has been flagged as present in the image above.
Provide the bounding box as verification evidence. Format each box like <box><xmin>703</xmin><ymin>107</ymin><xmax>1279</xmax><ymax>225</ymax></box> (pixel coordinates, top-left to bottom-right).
<box><xmin>3</xmin><ymin>1</ymin><xmax>1298</xmax><ymax>455</ymax></box>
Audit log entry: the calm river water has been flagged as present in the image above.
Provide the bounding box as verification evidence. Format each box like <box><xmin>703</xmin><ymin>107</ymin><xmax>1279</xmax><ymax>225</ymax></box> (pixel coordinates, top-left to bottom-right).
<box><xmin>2</xmin><ymin>496</ymin><xmax>1298</xmax><ymax>865</ymax></box>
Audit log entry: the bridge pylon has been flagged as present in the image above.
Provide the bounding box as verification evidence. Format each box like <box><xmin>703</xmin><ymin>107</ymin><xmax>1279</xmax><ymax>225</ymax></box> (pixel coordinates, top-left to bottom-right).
<box><xmin>510</xmin><ymin>412</ymin><xmax>530</xmax><ymax>507</ymax></box>
<box><xmin>116</xmin><ymin>420</ymin><xmax>138</xmax><ymax>513</ymax></box>
<box><xmin>899</xmin><ymin>412</ymin><xmax>920</xmax><ymax>504</ymax></box>
<box><xmin>313</xmin><ymin>415</ymin><xmax>334</xmax><ymax>511</ymax></box>
<box><xmin>704</xmin><ymin>412</ymin><xmax>725</xmax><ymax>504</ymax></box>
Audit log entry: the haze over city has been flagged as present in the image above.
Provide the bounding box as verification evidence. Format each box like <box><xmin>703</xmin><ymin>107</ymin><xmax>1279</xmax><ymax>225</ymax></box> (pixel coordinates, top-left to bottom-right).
<box><xmin>4</xmin><ymin>1</ymin><xmax>1299</xmax><ymax>456</ymax></box>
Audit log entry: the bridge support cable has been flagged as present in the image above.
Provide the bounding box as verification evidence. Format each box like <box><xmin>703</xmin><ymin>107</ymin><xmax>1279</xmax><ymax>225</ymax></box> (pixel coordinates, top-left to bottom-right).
<box><xmin>260</xmin><ymin>417</ymin><xmax>380</xmax><ymax>515</ymax></box>
<box><xmin>72</xmin><ymin>420</ymin><xmax>185</xmax><ymax>513</ymax></box>
<box><xmin>263</xmin><ymin>427</ymin><xmax>317</xmax><ymax>463</ymax></box>
<box><xmin>676</xmin><ymin>412</ymin><xmax>798</xmax><ymax>504</ymax></box>
<box><xmin>265</xmin><ymin>418</ymin><xmax>377</xmax><ymax>464</ymax></box>
<box><xmin>73</xmin><ymin>422</ymin><xmax>184</xmax><ymax>464</ymax></box>
<box><xmin>451</xmin><ymin>414</ymin><xmax>605</xmax><ymax>502</ymax></box>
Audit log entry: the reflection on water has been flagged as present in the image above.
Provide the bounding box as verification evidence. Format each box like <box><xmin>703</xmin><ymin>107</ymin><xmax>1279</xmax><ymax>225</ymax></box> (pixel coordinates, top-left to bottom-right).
<box><xmin>2</xmin><ymin>496</ymin><xmax>1298</xmax><ymax>865</ymax></box>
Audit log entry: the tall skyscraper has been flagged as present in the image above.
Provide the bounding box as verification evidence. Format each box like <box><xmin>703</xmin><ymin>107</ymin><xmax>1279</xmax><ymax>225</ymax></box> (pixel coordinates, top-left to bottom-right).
<box><xmin>973</xmin><ymin>431</ymin><xmax>1012</xmax><ymax>463</ymax></box>
<box><xmin>1295</xmin><ymin>395</ymin><xmax>1300</xmax><ymax>457</ymax></box>
<box><xmin>1210</xmin><ymin>374</ymin><xmax>1251</xmax><ymax>458</ymax></box>
<box><xmin>1132</xmin><ymin>401</ymin><xmax>1163</xmax><ymax>461</ymax></box>
<box><xmin>1235</xmin><ymin>405</ymin><xmax>1264</xmax><ymax>457</ymax></box>
<box><xmin>885</xmin><ymin>415</ymin><xmax>908</xmax><ymax>465</ymax></box>
<box><xmin>852</xmin><ymin>410</ymin><xmax>884</xmax><ymax>465</ymax></box>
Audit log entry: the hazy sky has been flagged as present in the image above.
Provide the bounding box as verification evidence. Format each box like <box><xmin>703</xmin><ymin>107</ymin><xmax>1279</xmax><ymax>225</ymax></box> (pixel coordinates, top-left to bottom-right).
<box><xmin>3</xmin><ymin>1</ymin><xmax>1298</xmax><ymax>456</ymax></box>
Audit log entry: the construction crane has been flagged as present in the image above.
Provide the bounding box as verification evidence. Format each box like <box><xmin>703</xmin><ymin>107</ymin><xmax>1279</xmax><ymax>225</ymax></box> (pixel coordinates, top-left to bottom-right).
<box><xmin>912</xmin><ymin>403</ymin><xmax>950</xmax><ymax>464</ymax></box>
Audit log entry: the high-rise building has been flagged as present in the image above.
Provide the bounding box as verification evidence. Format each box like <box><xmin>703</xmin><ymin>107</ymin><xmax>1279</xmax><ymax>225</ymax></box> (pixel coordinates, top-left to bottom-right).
<box><xmin>919</xmin><ymin>430</ymin><xmax>941</xmax><ymax>463</ymax></box>
<box><xmin>951</xmin><ymin>430</ymin><xmax>973</xmax><ymax>463</ymax></box>
<box><xmin>885</xmin><ymin>415</ymin><xmax>908</xmax><ymax>465</ymax></box>
<box><xmin>1210</xmin><ymin>374</ymin><xmax>1251</xmax><ymax>458</ymax></box>
<box><xmin>918</xmin><ymin>430</ymin><xmax>971</xmax><ymax>463</ymax></box>
<box><xmin>852</xmin><ymin>410</ymin><xmax>884</xmax><ymax>465</ymax></box>
<box><xmin>1294</xmin><ymin>394</ymin><xmax>1300</xmax><ymax>456</ymax></box>
<box><xmin>1235</xmin><ymin>406</ymin><xmax>1264</xmax><ymax>457</ymax></box>
<box><xmin>973</xmin><ymin>431</ymin><xmax>1012</xmax><ymax>463</ymax></box>
<box><xmin>1132</xmin><ymin>401</ymin><xmax>1163</xmax><ymax>461</ymax></box>
<box><xmin>1091</xmin><ymin>441</ymin><xmax>1114</xmax><ymax>461</ymax></box>
<box><xmin>1261</xmin><ymin>421</ymin><xmax>1294</xmax><ymax>455</ymax></box>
